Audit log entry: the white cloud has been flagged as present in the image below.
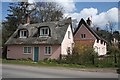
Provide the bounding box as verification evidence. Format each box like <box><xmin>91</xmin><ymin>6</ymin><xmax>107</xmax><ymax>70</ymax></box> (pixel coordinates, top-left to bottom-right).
<box><xmin>64</xmin><ymin>7</ymin><xmax>118</xmax><ymax>29</ymax></box>
<box><xmin>80</xmin><ymin>8</ymin><xmax>98</xmax><ymax>17</ymax></box>
<box><xmin>106</xmin><ymin>8</ymin><xmax>118</xmax><ymax>22</ymax></box>
<box><xmin>28</xmin><ymin>0</ymin><xmax>34</xmax><ymax>3</ymax></box>
<box><xmin>28</xmin><ymin>0</ymin><xmax>118</xmax><ymax>30</ymax></box>
<box><xmin>56</xmin><ymin>0</ymin><xmax>76</xmax><ymax>13</ymax></box>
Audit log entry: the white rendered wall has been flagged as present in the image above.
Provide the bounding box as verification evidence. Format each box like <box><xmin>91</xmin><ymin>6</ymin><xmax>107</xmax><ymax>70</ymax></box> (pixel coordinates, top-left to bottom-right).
<box><xmin>93</xmin><ymin>40</ymin><xmax>107</xmax><ymax>55</ymax></box>
<box><xmin>61</xmin><ymin>25</ymin><xmax>74</xmax><ymax>55</ymax></box>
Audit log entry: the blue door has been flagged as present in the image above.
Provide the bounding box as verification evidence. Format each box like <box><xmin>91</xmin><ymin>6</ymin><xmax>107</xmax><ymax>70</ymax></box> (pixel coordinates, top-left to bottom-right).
<box><xmin>34</xmin><ymin>47</ymin><xmax>39</xmax><ymax>62</ymax></box>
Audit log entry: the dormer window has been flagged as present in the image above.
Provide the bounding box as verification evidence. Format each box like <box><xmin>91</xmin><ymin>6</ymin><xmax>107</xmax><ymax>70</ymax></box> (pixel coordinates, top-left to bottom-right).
<box><xmin>20</xmin><ymin>30</ymin><xmax>27</xmax><ymax>38</ymax></box>
<box><xmin>40</xmin><ymin>27</ymin><xmax>50</xmax><ymax>37</ymax></box>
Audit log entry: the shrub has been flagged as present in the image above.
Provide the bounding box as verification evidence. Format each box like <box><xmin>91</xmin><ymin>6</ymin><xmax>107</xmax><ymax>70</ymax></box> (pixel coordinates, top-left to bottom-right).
<box><xmin>108</xmin><ymin>46</ymin><xmax>120</xmax><ymax>67</ymax></box>
<box><xmin>60</xmin><ymin>43</ymin><xmax>97</xmax><ymax>65</ymax></box>
<box><xmin>43</xmin><ymin>58</ymin><xmax>48</xmax><ymax>61</ymax></box>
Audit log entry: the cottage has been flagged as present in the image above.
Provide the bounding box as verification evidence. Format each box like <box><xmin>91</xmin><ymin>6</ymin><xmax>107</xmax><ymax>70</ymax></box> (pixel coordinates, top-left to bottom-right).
<box><xmin>5</xmin><ymin>17</ymin><xmax>107</xmax><ymax>61</ymax></box>
<box><xmin>74</xmin><ymin>18</ymin><xmax>107</xmax><ymax>55</ymax></box>
<box><xmin>5</xmin><ymin>18</ymin><xmax>74</xmax><ymax>61</ymax></box>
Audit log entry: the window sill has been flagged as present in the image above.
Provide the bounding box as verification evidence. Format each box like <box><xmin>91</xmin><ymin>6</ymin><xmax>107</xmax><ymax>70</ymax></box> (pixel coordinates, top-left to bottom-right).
<box><xmin>23</xmin><ymin>53</ymin><xmax>31</xmax><ymax>54</ymax></box>
<box><xmin>39</xmin><ymin>36</ymin><xmax>49</xmax><ymax>37</ymax></box>
<box><xmin>19</xmin><ymin>37</ymin><xmax>27</xmax><ymax>38</ymax></box>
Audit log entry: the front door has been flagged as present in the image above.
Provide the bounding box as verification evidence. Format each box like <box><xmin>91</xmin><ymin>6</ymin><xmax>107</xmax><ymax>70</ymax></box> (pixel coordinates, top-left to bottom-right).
<box><xmin>34</xmin><ymin>47</ymin><xmax>39</xmax><ymax>62</ymax></box>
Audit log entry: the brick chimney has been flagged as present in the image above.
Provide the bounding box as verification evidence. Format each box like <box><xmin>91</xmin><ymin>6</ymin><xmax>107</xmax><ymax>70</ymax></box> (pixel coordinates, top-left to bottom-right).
<box><xmin>86</xmin><ymin>17</ymin><xmax>92</xmax><ymax>26</ymax></box>
<box><xmin>18</xmin><ymin>16</ymin><xmax>22</xmax><ymax>24</ymax></box>
<box><xmin>26</xmin><ymin>14</ymin><xmax>30</xmax><ymax>24</ymax></box>
<box><xmin>96</xmin><ymin>27</ymin><xmax>99</xmax><ymax>31</ymax></box>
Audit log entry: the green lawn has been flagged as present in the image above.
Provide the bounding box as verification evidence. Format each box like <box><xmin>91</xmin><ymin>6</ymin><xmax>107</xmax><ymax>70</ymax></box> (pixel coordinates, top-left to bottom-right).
<box><xmin>2</xmin><ymin>59</ymin><xmax>87</xmax><ymax>68</ymax></box>
<box><xmin>2</xmin><ymin>59</ymin><xmax>118</xmax><ymax>69</ymax></box>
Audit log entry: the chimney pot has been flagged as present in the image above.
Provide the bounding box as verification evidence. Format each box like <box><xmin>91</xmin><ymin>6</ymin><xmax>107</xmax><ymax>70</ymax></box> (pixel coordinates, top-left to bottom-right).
<box><xmin>18</xmin><ymin>16</ymin><xmax>22</xmax><ymax>25</ymax></box>
<box><xmin>86</xmin><ymin>17</ymin><xmax>92</xmax><ymax>26</ymax></box>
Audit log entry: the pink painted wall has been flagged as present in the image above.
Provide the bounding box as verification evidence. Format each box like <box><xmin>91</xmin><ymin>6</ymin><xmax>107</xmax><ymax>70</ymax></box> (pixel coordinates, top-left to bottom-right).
<box><xmin>48</xmin><ymin>46</ymin><xmax>61</xmax><ymax>60</ymax></box>
<box><xmin>7</xmin><ymin>45</ymin><xmax>33</xmax><ymax>59</ymax></box>
<box><xmin>7</xmin><ymin>44</ymin><xmax>61</xmax><ymax>61</ymax></box>
<box><xmin>38</xmin><ymin>45</ymin><xmax>61</xmax><ymax>60</ymax></box>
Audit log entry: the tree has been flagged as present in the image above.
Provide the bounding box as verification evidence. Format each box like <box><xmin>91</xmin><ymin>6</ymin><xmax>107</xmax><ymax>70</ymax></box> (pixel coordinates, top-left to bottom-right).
<box><xmin>107</xmin><ymin>21</ymin><xmax>116</xmax><ymax>34</ymax></box>
<box><xmin>72</xmin><ymin>19</ymin><xmax>78</xmax><ymax>32</ymax></box>
<box><xmin>2</xmin><ymin>2</ymin><xmax>34</xmax><ymax>46</ymax></box>
<box><xmin>7</xmin><ymin>2</ymin><xmax>34</xmax><ymax>24</ymax></box>
<box><xmin>0</xmin><ymin>28</ymin><xmax>1</xmax><ymax>47</ymax></box>
<box><xmin>113</xmin><ymin>31</ymin><xmax>120</xmax><ymax>41</ymax></box>
<box><xmin>2</xmin><ymin>2</ymin><xmax>35</xmax><ymax>59</ymax></box>
<box><xmin>31</xmin><ymin>2</ymin><xmax>63</xmax><ymax>23</ymax></box>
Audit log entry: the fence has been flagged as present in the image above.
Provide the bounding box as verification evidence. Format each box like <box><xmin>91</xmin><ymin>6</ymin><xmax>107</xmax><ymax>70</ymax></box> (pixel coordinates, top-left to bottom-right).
<box><xmin>92</xmin><ymin>54</ymin><xmax>120</xmax><ymax>67</ymax></box>
<box><xmin>59</xmin><ymin>53</ymin><xmax>120</xmax><ymax>67</ymax></box>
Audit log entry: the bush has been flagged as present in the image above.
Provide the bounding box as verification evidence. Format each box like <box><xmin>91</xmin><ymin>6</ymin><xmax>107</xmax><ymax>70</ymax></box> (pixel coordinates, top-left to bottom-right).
<box><xmin>108</xmin><ymin>46</ymin><xmax>120</xmax><ymax>67</ymax></box>
<box><xmin>59</xmin><ymin>43</ymin><xmax>97</xmax><ymax>65</ymax></box>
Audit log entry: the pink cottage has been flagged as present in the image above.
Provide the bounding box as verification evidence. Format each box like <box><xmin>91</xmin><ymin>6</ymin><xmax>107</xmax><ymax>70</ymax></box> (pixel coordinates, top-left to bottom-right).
<box><xmin>5</xmin><ymin>18</ymin><xmax>74</xmax><ymax>62</ymax></box>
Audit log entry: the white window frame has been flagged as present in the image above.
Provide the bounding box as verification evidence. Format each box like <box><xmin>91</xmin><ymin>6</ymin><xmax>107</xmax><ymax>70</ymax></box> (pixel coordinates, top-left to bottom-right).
<box><xmin>20</xmin><ymin>30</ymin><xmax>27</xmax><ymax>38</ymax></box>
<box><xmin>23</xmin><ymin>46</ymin><xmax>31</xmax><ymax>54</ymax></box>
<box><xmin>68</xmin><ymin>31</ymin><xmax>71</xmax><ymax>39</ymax></box>
<box><xmin>40</xmin><ymin>27</ymin><xmax>49</xmax><ymax>37</ymax></box>
<box><xmin>44</xmin><ymin>46</ymin><xmax>52</xmax><ymax>55</ymax></box>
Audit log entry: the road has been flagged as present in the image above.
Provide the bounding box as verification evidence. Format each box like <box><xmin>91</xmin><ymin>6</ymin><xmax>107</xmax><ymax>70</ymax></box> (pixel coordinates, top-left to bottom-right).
<box><xmin>1</xmin><ymin>64</ymin><xmax>119</xmax><ymax>78</ymax></box>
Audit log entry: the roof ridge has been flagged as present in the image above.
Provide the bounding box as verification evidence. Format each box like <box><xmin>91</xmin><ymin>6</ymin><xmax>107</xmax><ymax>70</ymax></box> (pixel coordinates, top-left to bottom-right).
<box><xmin>74</xmin><ymin>18</ymin><xmax>101</xmax><ymax>40</ymax></box>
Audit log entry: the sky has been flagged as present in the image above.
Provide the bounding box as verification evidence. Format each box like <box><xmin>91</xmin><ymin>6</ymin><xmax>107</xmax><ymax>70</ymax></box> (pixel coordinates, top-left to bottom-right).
<box><xmin>2</xmin><ymin>2</ymin><xmax>10</xmax><ymax>21</ymax></box>
<box><xmin>1</xmin><ymin>1</ymin><xmax>119</xmax><ymax>31</ymax></box>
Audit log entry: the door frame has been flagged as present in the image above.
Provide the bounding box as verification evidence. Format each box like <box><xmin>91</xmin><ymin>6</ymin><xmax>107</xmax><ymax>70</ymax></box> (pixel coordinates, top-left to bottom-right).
<box><xmin>33</xmin><ymin>46</ymin><xmax>39</xmax><ymax>62</ymax></box>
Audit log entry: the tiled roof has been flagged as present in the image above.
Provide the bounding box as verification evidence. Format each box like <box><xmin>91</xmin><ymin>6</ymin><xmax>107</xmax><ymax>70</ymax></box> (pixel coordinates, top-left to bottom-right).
<box><xmin>74</xmin><ymin>18</ymin><xmax>107</xmax><ymax>43</ymax></box>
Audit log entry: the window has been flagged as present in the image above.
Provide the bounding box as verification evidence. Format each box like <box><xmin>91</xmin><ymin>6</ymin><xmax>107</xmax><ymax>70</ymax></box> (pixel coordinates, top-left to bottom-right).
<box><xmin>40</xmin><ymin>28</ymin><xmax>49</xmax><ymax>36</ymax></box>
<box><xmin>24</xmin><ymin>47</ymin><xmax>31</xmax><ymax>54</ymax></box>
<box><xmin>67</xmin><ymin>47</ymin><xmax>71</xmax><ymax>55</ymax></box>
<box><xmin>81</xmin><ymin>34</ymin><xmax>86</xmax><ymax>38</ymax></box>
<box><xmin>20</xmin><ymin>30</ymin><xmax>27</xmax><ymax>38</ymax></box>
<box><xmin>68</xmin><ymin>31</ymin><xmax>71</xmax><ymax>39</ymax></box>
<box><xmin>45</xmin><ymin>46</ymin><xmax>51</xmax><ymax>54</ymax></box>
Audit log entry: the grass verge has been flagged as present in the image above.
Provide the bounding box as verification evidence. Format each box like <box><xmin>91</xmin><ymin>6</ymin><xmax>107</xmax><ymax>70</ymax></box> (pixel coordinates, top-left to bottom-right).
<box><xmin>2</xmin><ymin>59</ymin><xmax>118</xmax><ymax>69</ymax></box>
<box><xmin>2</xmin><ymin>59</ymin><xmax>118</xmax><ymax>73</ymax></box>
<box><xmin>2</xmin><ymin>59</ymin><xmax>88</xmax><ymax>68</ymax></box>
